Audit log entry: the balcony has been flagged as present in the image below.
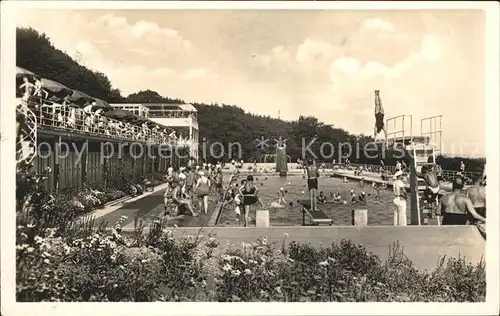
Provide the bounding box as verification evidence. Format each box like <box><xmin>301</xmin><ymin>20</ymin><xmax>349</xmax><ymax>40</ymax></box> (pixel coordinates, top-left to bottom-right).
<box><xmin>19</xmin><ymin>99</ymin><xmax>182</xmax><ymax>147</ymax></box>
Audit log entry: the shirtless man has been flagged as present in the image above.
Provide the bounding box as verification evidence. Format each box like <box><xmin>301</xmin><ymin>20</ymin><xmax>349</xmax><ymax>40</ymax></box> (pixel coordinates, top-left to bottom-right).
<box><xmin>416</xmin><ymin>165</ymin><xmax>440</xmax><ymax>205</ymax></box>
<box><xmin>373</xmin><ymin>90</ymin><xmax>388</xmax><ymax>141</ymax></box>
<box><xmin>436</xmin><ymin>177</ymin><xmax>485</xmax><ymax>225</ymax></box>
<box><xmin>305</xmin><ymin>159</ymin><xmax>320</xmax><ymax>211</ymax></box>
<box><xmin>466</xmin><ymin>176</ymin><xmax>486</xmax><ymax>219</ymax></box>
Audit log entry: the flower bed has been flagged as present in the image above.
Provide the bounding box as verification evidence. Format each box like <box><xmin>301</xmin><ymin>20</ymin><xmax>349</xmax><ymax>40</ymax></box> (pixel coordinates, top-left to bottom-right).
<box><xmin>16</xmin><ymin>222</ymin><xmax>486</xmax><ymax>302</ymax></box>
<box><xmin>16</xmin><ymin>161</ymin><xmax>168</xmax><ymax>233</ymax></box>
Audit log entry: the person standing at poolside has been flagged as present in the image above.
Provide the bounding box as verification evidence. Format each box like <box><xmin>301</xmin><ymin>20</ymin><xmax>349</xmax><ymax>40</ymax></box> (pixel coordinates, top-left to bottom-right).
<box><xmin>305</xmin><ymin>159</ymin><xmax>320</xmax><ymax>211</ymax></box>
<box><xmin>239</xmin><ymin>175</ymin><xmax>263</xmax><ymax>227</ymax></box>
<box><xmin>466</xmin><ymin>175</ymin><xmax>486</xmax><ymax>219</ymax></box>
<box><xmin>436</xmin><ymin>177</ymin><xmax>485</xmax><ymax>225</ymax></box>
<box><xmin>194</xmin><ymin>170</ymin><xmax>211</xmax><ymax>214</ymax></box>
<box><xmin>214</xmin><ymin>167</ymin><xmax>224</xmax><ymax>202</ymax></box>
<box><xmin>392</xmin><ymin>170</ymin><xmax>408</xmax><ymax>226</ymax></box>
<box><xmin>460</xmin><ymin>161</ymin><xmax>465</xmax><ymax>174</ymax></box>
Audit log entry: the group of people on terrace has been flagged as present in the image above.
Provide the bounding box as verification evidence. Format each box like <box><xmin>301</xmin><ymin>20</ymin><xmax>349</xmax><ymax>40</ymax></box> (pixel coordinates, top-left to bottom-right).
<box><xmin>16</xmin><ymin>70</ymin><xmax>186</xmax><ymax>146</ymax></box>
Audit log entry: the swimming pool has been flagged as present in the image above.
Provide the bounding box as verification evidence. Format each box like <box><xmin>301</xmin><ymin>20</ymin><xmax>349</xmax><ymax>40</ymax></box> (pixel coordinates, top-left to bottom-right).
<box><xmin>217</xmin><ymin>175</ymin><xmax>411</xmax><ymax>226</ymax></box>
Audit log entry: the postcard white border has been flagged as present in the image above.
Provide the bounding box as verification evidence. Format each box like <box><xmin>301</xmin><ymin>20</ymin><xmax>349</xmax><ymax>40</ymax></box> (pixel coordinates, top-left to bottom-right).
<box><xmin>1</xmin><ymin>1</ymin><xmax>499</xmax><ymax>315</ymax></box>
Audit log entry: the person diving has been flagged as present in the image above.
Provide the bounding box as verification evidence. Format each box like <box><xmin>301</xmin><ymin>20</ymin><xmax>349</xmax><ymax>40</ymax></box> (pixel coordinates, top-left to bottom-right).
<box><xmin>374</xmin><ymin>90</ymin><xmax>388</xmax><ymax>142</ymax></box>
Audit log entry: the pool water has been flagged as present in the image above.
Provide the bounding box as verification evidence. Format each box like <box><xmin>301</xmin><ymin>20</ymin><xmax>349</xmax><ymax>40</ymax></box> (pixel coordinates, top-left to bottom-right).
<box><xmin>217</xmin><ymin>175</ymin><xmax>411</xmax><ymax>226</ymax></box>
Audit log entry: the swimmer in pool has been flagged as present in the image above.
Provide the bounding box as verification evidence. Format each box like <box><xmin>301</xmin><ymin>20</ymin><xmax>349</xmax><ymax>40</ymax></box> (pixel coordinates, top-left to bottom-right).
<box><xmin>349</xmin><ymin>189</ymin><xmax>358</xmax><ymax>204</ymax></box>
<box><xmin>277</xmin><ymin>187</ymin><xmax>287</xmax><ymax>205</ymax></box>
<box><xmin>466</xmin><ymin>175</ymin><xmax>486</xmax><ymax>219</ymax></box>
<box><xmin>372</xmin><ymin>181</ymin><xmax>381</xmax><ymax>199</ymax></box>
<box><xmin>357</xmin><ymin>191</ymin><xmax>367</xmax><ymax>204</ymax></box>
<box><xmin>332</xmin><ymin>191</ymin><xmax>342</xmax><ymax>203</ymax></box>
<box><xmin>436</xmin><ymin>177</ymin><xmax>485</xmax><ymax>225</ymax></box>
<box><xmin>317</xmin><ymin>191</ymin><xmax>327</xmax><ymax>204</ymax></box>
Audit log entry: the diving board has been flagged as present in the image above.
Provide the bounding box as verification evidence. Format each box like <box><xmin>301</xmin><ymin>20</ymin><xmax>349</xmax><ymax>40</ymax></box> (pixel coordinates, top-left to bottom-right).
<box><xmin>297</xmin><ymin>200</ymin><xmax>333</xmax><ymax>226</ymax></box>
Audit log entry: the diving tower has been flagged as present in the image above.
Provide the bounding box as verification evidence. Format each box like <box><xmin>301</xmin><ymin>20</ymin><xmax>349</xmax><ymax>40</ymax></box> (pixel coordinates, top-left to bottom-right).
<box><xmin>385</xmin><ymin>114</ymin><xmax>444</xmax><ymax>226</ymax></box>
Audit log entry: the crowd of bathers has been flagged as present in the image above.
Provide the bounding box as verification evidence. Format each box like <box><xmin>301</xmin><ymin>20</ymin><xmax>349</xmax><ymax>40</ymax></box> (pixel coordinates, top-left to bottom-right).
<box><xmin>17</xmin><ymin>75</ymin><xmax>185</xmax><ymax>145</ymax></box>
<box><xmin>163</xmin><ymin>162</ymin><xmax>225</xmax><ymax>217</ymax></box>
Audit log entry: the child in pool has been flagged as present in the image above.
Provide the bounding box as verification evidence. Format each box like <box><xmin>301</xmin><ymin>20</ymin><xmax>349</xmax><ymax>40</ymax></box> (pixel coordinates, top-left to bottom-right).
<box><xmin>317</xmin><ymin>191</ymin><xmax>327</xmax><ymax>204</ymax></box>
<box><xmin>277</xmin><ymin>187</ymin><xmax>287</xmax><ymax>205</ymax></box>
<box><xmin>333</xmin><ymin>191</ymin><xmax>342</xmax><ymax>203</ymax></box>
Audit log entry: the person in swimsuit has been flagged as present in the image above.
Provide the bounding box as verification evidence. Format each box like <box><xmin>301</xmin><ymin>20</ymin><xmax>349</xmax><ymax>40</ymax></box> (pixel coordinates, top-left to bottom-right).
<box><xmin>317</xmin><ymin>191</ymin><xmax>327</xmax><ymax>204</ymax></box>
<box><xmin>185</xmin><ymin>167</ymin><xmax>195</xmax><ymax>196</ymax></box>
<box><xmin>436</xmin><ymin>177</ymin><xmax>485</xmax><ymax>225</ymax></box>
<box><xmin>277</xmin><ymin>187</ymin><xmax>287</xmax><ymax>205</ymax></box>
<box><xmin>172</xmin><ymin>174</ymin><xmax>198</xmax><ymax>217</ymax></box>
<box><xmin>194</xmin><ymin>170</ymin><xmax>211</xmax><ymax>214</ymax></box>
<box><xmin>214</xmin><ymin>168</ymin><xmax>224</xmax><ymax>202</ymax></box>
<box><xmin>19</xmin><ymin>76</ymin><xmax>34</xmax><ymax>105</ymax></box>
<box><xmin>163</xmin><ymin>181</ymin><xmax>177</xmax><ymax>215</ymax></box>
<box><xmin>373</xmin><ymin>90</ymin><xmax>387</xmax><ymax>141</ymax></box>
<box><xmin>357</xmin><ymin>191</ymin><xmax>367</xmax><ymax>204</ymax></box>
<box><xmin>372</xmin><ymin>181</ymin><xmax>381</xmax><ymax>199</ymax></box>
<box><xmin>416</xmin><ymin>165</ymin><xmax>441</xmax><ymax>206</ymax></box>
<box><xmin>466</xmin><ymin>176</ymin><xmax>486</xmax><ymax>219</ymax></box>
<box><xmin>239</xmin><ymin>175</ymin><xmax>263</xmax><ymax>227</ymax></box>
<box><xmin>305</xmin><ymin>159</ymin><xmax>320</xmax><ymax>211</ymax></box>
<box><xmin>332</xmin><ymin>191</ymin><xmax>342</xmax><ymax>204</ymax></box>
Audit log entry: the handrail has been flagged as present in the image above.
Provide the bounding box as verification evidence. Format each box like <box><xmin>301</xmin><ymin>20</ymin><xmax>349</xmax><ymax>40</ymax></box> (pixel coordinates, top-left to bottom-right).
<box><xmin>16</xmin><ymin>106</ymin><xmax>37</xmax><ymax>164</ymax></box>
<box><xmin>22</xmin><ymin>99</ymin><xmax>183</xmax><ymax>147</ymax></box>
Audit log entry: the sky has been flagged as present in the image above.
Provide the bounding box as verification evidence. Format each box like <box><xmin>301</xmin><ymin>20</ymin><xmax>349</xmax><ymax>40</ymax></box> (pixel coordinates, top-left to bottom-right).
<box><xmin>17</xmin><ymin>9</ymin><xmax>486</xmax><ymax>156</ymax></box>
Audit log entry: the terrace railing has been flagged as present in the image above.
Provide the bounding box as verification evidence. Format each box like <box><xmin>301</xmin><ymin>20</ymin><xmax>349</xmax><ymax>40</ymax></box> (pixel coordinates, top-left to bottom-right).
<box><xmin>23</xmin><ymin>99</ymin><xmax>181</xmax><ymax>147</ymax></box>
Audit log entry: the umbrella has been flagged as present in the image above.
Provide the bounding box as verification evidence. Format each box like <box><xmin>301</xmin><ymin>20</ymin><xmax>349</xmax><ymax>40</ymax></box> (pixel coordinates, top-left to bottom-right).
<box><xmin>16</xmin><ymin>66</ymin><xmax>36</xmax><ymax>77</ymax></box>
<box><xmin>104</xmin><ymin>109</ymin><xmax>138</xmax><ymax>122</ymax></box>
<box><xmin>41</xmin><ymin>78</ymin><xmax>72</xmax><ymax>95</ymax></box>
<box><xmin>69</xmin><ymin>89</ymin><xmax>95</xmax><ymax>106</ymax></box>
<box><xmin>92</xmin><ymin>98</ymin><xmax>113</xmax><ymax>111</ymax></box>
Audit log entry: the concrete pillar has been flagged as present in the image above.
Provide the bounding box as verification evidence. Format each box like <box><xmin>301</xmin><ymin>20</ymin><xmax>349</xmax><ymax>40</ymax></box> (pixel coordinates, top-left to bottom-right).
<box><xmin>256</xmin><ymin>209</ymin><xmax>270</xmax><ymax>227</ymax></box>
<box><xmin>352</xmin><ymin>209</ymin><xmax>368</xmax><ymax>226</ymax></box>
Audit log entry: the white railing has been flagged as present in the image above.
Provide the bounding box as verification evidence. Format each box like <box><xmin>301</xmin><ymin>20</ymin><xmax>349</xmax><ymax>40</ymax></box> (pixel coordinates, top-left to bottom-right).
<box><xmin>26</xmin><ymin>101</ymin><xmax>182</xmax><ymax>147</ymax></box>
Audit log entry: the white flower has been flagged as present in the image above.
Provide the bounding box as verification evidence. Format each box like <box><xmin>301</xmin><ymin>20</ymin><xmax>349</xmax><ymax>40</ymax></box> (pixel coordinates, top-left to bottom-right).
<box><xmin>42</xmin><ymin>252</ymin><xmax>51</xmax><ymax>258</ymax></box>
<box><xmin>262</xmin><ymin>237</ymin><xmax>268</xmax><ymax>245</ymax></box>
<box><xmin>275</xmin><ymin>286</ymin><xmax>282</xmax><ymax>294</ymax></box>
<box><xmin>27</xmin><ymin>223</ymin><xmax>36</xmax><ymax>228</ymax></box>
<box><xmin>34</xmin><ymin>236</ymin><xmax>43</xmax><ymax>244</ymax></box>
<box><xmin>249</xmin><ymin>259</ymin><xmax>258</xmax><ymax>265</ymax></box>
<box><xmin>231</xmin><ymin>269</ymin><xmax>241</xmax><ymax>277</ymax></box>
<box><xmin>222</xmin><ymin>263</ymin><xmax>232</xmax><ymax>271</ymax></box>
<box><xmin>327</xmin><ymin>257</ymin><xmax>336</xmax><ymax>263</ymax></box>
<box><xmin>43</xmin><ymin>259</ymin><xmax>50</xmax><ymax>264</ymax></box>
<box><xmin>244</xmin><ymin>269</ymin><xmax>252</xmax><ymax>275</ymax></box>
<box><xmin>319</xmin><ymin>260</ymin><xmax>329</xmax><ymax>266</ymax></box>
<box><xmin>27</xmin><ymin>247</ymin><xmax>35</xmax><ymax>253</ymax></box>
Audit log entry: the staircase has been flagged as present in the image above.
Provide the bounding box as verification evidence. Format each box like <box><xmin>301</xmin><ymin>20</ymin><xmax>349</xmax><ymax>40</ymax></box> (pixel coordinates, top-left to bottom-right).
<box><xmin>410</xmin><ymin>141</ymin><xmax>437</xmax><ymax>225</ymax></box>
<box><xmin>16</xmin><ymin>106</ymin><xmax>37</xmax><ymax>164</ymax></box>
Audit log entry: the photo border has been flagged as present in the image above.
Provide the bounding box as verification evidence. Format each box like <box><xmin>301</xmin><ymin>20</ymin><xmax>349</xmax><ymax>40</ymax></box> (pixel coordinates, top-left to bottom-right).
<box><xmin>1</xmin><ymin>1</ymin><xmax>498</xmax><ymax>315</ymax></box>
